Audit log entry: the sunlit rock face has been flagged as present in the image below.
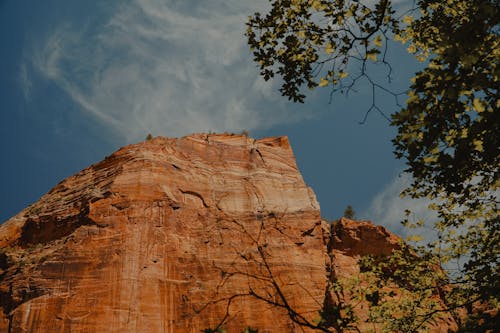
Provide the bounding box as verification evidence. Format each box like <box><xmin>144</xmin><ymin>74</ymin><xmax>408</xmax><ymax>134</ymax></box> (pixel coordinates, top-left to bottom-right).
<box><xmin>0</xmin><ymin>134</ymin><xmax>327</xmax><ymax>332</ymax></box>
<box><xmin>0</xmin><ymin>134</ymin><xmax>458</xmax><ymax>333</ymax></box>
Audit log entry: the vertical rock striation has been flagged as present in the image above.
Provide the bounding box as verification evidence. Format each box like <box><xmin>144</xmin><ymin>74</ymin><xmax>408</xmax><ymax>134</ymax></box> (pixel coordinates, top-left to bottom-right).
<box><xmin>0</xmin><ymin>134</ymin><xmax>327</xmax><ymax>332</ymax></box>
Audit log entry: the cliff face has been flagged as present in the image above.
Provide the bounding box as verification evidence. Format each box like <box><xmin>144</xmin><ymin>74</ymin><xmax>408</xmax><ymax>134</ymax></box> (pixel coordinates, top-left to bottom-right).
<box><xmin>0</xmin><ymin>134</ymin><xmax>455</xmax><ymax>332</ymax></box>
<box><xmin>0</xmin><ymin>134</ymin><xmax>326</xmax><ymax>332</ymax></box>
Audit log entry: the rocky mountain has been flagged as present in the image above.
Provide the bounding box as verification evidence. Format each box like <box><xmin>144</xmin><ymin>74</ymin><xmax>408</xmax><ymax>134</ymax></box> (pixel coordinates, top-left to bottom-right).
<box><xmin>0</xmin><ymin>134</ymin><xmax>454</xmax><ymax>332</ymax></box>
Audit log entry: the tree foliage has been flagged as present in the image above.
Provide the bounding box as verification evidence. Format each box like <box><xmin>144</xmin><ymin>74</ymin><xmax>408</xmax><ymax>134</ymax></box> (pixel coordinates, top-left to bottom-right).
<box><xmin>247</xmin><ymin>0</ymin><xmax>499</xmax><ymax>330</ymax></box>
<box><xmin>357</xmin><ymin>244</ymin><xmax>454</xmax><ymax>332</ymax></box>
<box><xmin>247</xmin><ymin>0</ymin><xmax>404</xmax><ymax>102</ymax></box>
<box><xmin>392</xmin><ymin>1</ymin><xmax>499</xmax><ymax>327</ymax></box>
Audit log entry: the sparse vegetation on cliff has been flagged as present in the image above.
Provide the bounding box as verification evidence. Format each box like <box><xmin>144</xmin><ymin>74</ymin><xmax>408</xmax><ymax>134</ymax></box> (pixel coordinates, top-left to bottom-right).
<box><xmin>342</xmin><ymin>205</ymin><xmax>355</xmax><ymax>219</ymax></box>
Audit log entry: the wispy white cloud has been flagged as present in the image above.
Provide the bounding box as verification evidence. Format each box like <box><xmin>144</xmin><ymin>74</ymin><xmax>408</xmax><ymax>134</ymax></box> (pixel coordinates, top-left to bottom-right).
<box><xmin>23</xmin><ymin>0</ymin><xmax>308</xmax><ymax>141</ymax></box>
<box><xmin>364</xmin><ymin>172</ymin><xmax>498</xmax><ymax>275</ymax></box>
<box><xmin>362</xmin><ymin>172</ymin><xmax>438</xmax><ymax>239</ymax></box>
<box><xmin>19</xmin><ymin>62</ymin><xmax>32</xmax><ymax>102</ymax></box>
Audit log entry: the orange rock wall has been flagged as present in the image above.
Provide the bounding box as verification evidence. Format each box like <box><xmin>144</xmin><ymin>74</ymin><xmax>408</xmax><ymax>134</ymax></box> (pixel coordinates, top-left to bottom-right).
<box><xmin>0</xmin><ymin>134</ymin><xmax>327</xmax><ymax>332</ymax></box>
<box><xmin>0</xmin><ymin>134</ymin><xmax>458</xmax><ymax>332</ymax></box>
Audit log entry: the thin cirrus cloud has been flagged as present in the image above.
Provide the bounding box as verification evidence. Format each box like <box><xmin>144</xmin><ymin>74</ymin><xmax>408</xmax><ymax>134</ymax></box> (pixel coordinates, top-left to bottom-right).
<box><xmin>23</xmin><ymin>0</ymin><xmax>308</xmax><ymax>141</ymax></box>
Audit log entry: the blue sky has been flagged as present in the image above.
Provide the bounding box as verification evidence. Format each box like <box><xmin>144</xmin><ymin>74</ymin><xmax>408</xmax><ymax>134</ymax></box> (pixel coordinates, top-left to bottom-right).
<box><xmin>0</xmin><ymin>0</ymin><xmax>434</xmax><ymax>236</ymax></box>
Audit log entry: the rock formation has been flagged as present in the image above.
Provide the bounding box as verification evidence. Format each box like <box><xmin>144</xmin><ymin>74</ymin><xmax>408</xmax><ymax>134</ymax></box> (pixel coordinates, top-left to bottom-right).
<box><xmin>0</xmin><ymin>134</ymin><xmax>456</xmax><ymax>332</ymax></box>
<box><xmin>0</xmin><ymin>134</ymin><xmax>326</xmax><ymax>332</ymax></box>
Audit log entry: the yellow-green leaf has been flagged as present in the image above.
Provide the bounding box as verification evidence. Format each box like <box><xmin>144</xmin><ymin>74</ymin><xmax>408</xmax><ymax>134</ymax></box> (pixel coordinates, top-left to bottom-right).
<box><xmin>403</xmin><ymin>15</ymin><xmax>413</xmax><ymax>25</ymax></box>
<box><xmin>367</xmin><ymin>52</ymin><xmax>377</xmax><ymax>62</ymax></box>
<box><xmin>338</xmin><ymin>71</ymin><xmax>349</xmax><ymax>79</ymax></box>
<box><xmin>325</xmin><ymin>43</ymin><xmax>334</xmax><ymax>54</ymax></box>
<box><xmin>428</xmin><ymin>61</ymin><xmax>442</xmax><ymax>70</ymax></box>
<box><xmin>423</xmin><ymin>155</ymin><xmax>438</xmax><ymax>163</ymax></box>
<box><xmin>473</xmin><ymin>98</ymin><xmax>485</xmax><ymax>112</ymax></box>
<box><xmin>406</xmin><ymin>93</ymin><xmax>419</xmax><ymax>104</ymax></box>
<box><xmin>319</xmin><ymin>77</ymin><xmax>329</xmax><ymax>87</ymax></box>
<box><xmin>406</xmin><ymin>235</ymin><xmax>424</xmax><ymax>242</ymax></box>
<box><xmin>407</xmin><ymin>44</ymin><xmax>417</xmax><ymax>54</ymax></box>
<box><xmin>311</xmin><ymin>0</ymin><xmax>324</xmax><ymax>11</ymax></box>
<box><xmin>373</xmin><ymin>35</ymin><xmax>383</xmax><ymax>47</ymax></box>
<box><xmin>473</xmin><ymin>139</ymin><xmax>484</xmax><ymax>152</ymax></box>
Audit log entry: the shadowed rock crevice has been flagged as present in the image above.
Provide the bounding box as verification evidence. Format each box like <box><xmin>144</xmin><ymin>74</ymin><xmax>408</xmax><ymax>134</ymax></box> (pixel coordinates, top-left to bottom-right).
<box><xmin>0</xmin><ymin>287</ymin><xmax>14</xmax><ymax>316</ymax></box>
<box><xmin>0</xmin><ymin>252</ymin><xmax>7</xmax><ymax>272</ymax></box>
<box><xmin>0</xmin><ymin>283</ymin><xmax>45</xmax><ymax>317</ymax></box>
<box><xmin>179</xmin><ymin>189</ymin><xmax>209</xmax><ymax>208</ymax></box>
<box><xmin>320</xmin><ymin>220</ymin><xmax>338</xmax><ymax>330</ymax></box>
<box><xmin>18</xmin><ymin>205</ymin><xmax>98</xmax><ymax>247</ymax></box>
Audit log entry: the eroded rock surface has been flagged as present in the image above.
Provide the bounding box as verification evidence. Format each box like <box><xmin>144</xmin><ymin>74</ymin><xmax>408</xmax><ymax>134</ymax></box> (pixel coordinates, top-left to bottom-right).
<box><xmin>0</xmin><ymin>134</ymin><xmax>326</xmax><ymax>332</ymax></box>
<box><xmin>0</xmin><ymin>134</ymin><xmax>458</xmax><ymax>333</ymax></box>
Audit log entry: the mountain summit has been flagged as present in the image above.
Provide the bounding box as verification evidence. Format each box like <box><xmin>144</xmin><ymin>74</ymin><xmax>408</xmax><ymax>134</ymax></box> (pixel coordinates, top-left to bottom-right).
<box><xmin>0</xmin><ymin>134</ymin><xmax>454</xmax><ymax>332</ymax></box>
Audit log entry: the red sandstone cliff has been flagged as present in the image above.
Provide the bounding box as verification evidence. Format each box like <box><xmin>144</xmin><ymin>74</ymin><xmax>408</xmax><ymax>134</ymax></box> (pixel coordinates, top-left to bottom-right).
<box><xmin>0</xmin><ymin>134</ymin><xmax>326</xmax><ymax>332</ymax></box>
<box><xmin>0</xmin><ymin>134</ymin><xmax>456</xmax><ymax>332</ymax></box>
